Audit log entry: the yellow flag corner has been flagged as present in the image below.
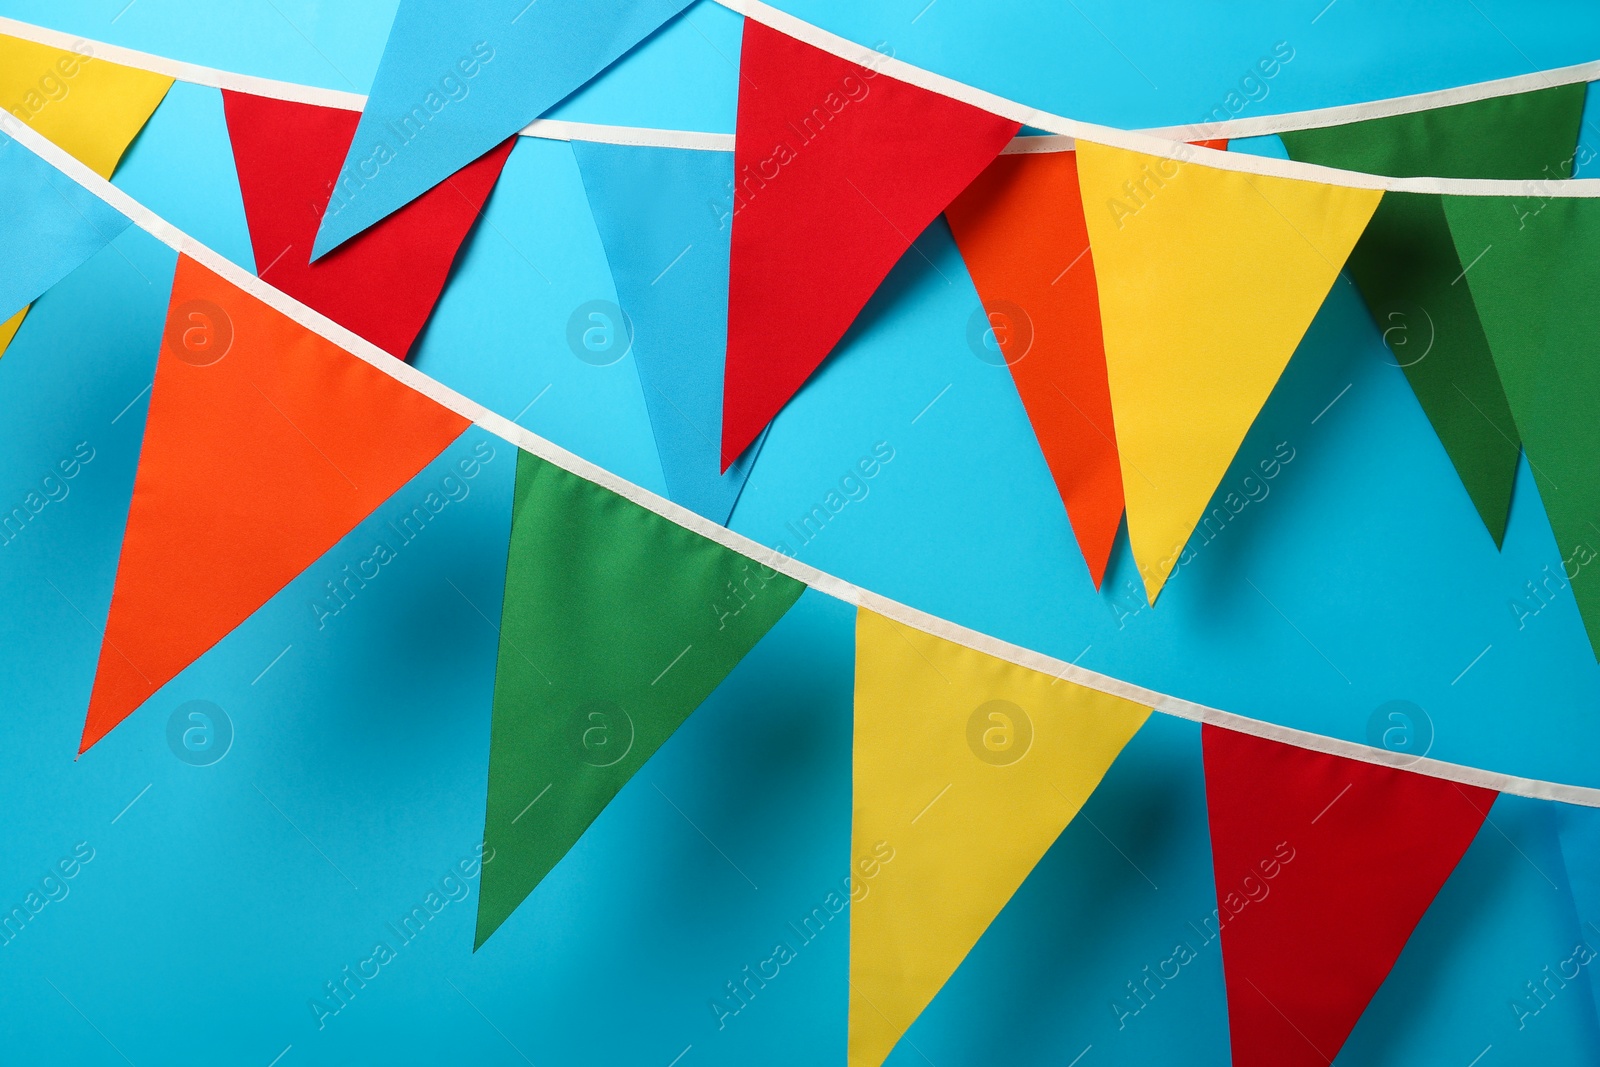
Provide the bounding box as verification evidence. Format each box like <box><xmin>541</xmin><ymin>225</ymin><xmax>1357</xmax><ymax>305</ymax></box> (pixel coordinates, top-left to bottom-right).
<box><xmin>0</xmin><ymin>34</ymin><xmax>174</xmax><ymax>178</ymax></box>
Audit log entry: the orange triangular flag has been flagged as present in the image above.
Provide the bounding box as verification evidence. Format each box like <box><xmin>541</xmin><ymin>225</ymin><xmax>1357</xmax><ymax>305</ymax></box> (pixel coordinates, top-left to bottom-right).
<box><xmin>80</xmin><ymin>255</ymin><xmax>470</xmax><ymax>753</ymax></box>
<box><xmin>946</xmin><ymin>150</ymin><xmax>1123</xmax><ymax>587</ymax></box>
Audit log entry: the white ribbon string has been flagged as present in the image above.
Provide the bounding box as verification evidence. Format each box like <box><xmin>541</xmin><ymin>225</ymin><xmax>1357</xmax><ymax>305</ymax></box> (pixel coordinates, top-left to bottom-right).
<box><xmin>4</xmin><ymin>109</ymin><xmax>1597</xmax><ymax>806</ymax></box>
<box><xmin>2</xmin><ymin>11</ymin><xmax>1599</xmax><ymax>193</ymax></box>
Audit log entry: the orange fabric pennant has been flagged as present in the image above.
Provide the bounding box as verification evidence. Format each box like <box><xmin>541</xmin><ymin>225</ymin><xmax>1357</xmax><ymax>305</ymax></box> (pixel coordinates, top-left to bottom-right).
<box><xmin>80</xmin><ymin>255</ymin><xmax>470</xmax><ymax>753</ymax></box>
<box><xmin>946</xmin><ymin>150</ymin><xmax>1124</xmax><ymax>587</ymax></box>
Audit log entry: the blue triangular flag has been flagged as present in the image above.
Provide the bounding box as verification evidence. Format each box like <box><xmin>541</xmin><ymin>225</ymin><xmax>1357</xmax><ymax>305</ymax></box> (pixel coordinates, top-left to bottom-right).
<box><xmin>0</xmin><ymin>135</ymin><xmax>130</xmax><ymax>315</ymax></box>
<box><xmin>572</xmin><ymin>139</ymin><xmax>765</xmax><ymax>525</ymax></box>
<box><xmin>311</xmin><ymin>0</ymin><xmax>694</xmax><ymax>259</ymax></box>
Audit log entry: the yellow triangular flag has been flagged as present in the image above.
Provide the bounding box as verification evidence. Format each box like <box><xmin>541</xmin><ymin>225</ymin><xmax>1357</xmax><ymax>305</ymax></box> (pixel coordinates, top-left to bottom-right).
<box><xmin>850</xmin><ymin>608</ymin><xmax>1150</xmax><ymax>1067</ymax></box>
<box><xmin>1077</xmin><ymin>141</ymin><xmax>1380</xmax><ymax>599</ymax></box>
<box><xmin>0</xmin><ymin>306</ymin><xmax>28</xmax><ymax>358</ymax></box>
<box><xmin>0</xmin><ymin>35</ymin><xmax>173</xmax><ymax>178</ymax></box>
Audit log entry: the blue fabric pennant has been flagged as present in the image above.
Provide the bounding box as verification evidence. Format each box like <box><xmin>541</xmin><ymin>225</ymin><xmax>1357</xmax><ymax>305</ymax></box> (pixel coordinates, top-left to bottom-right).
<box><xmin>571</xmin><ymin>139</ymin><xmax>764</xmax><ymax>526</ymax></box>
<box><xmin>0</xmin><ymin>135</ymin><xmax>130</xmax><ymax>316</ymax></box>
<box><xmin>311</xmin><ymin>0</ymin><xmax>694</xmax><ymax>259</ymax></box>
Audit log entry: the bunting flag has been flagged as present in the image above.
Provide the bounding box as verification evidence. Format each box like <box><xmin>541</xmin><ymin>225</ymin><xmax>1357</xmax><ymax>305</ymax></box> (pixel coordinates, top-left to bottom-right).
<box><xmin>850</xmin><ymin>608</ymin><xmax>1150</xmax><ymax>1067</ymax></box>
<box><xmin>1076</xmin><ymin>140</ymin><xmax>1381</xmax><ymax>599</ymax></box>
<box><xmin>0</xmin><ymin>306</ymin><xmax>26</xmax><ymax>357</ymax></box>
<box><xmin>945</xmin><ymin>150</ymin><xmax>1124</xmax><ymax>587</ymax></box>
<box><xmin>1280</xmin><ymin>85</ymin><xmax>1587</xmax><ymax>544</ymax></box>
<box><xmin>0</xmin><ymin>33</ymin><xmax>172</xmax><ymax>178</ymax></box>
<box><xmin>310</xmin><ymin>0</ymin><xmax>694</xmax><ymax>259</ymax></box>
<box><xmin>720</xmin><ymin>22</ymin><xmax>1021</xmax><ymax>466</ymax></box>
<box><xmin>80</xmin><ymin>255</ymin><xmax>471</xmax><ymax>754</ymax></box>
<box><xmin>475</xmin><ymin>451</ymin><xmax>805</xmax><ymax>948</ymax></box>
<box><xmin>1202</xmin><ymin>726</ymin><xmax>1494</xmax><ymax>1067</ymax></box>
<box><xmin>221</xmin><ymin>90</ymin><xmax>512</xmax><ymax>359</ymax></box>
<box><xmin>0</xmin><ymin>135</ymin><xmax>130</xmax><ymax>317</ymax></box>
<box><xmin>572</xmin><ymin>141</ymin><xmax>766</xmax><ymax>524</ymax></box>
<box><xmin>1442</xmin><ymin>194</ymin><xmax>1600</xmax><ymax>659</ymax></box>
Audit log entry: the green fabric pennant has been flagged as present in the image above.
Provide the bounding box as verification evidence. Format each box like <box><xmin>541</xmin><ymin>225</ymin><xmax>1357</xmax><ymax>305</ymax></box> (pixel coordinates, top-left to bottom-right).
<box><xmin>1442</xmin><ymin>193</ymin><xmax>1600</xmax><ymax>660</ymax></box>
<box><xmin>1280</xmin><ymin>84</ymin><xmax>1587</xmax><ymax>545</ymax></box>
<box><xmin>1338</xmin><ymin>190</ymin><xmax>1521</xmax><ymax>541</ymax></box>
<box><xmin>476</xmin><ymin>451</ymin><xmax>806</xmax><ymax>948</ymax></box>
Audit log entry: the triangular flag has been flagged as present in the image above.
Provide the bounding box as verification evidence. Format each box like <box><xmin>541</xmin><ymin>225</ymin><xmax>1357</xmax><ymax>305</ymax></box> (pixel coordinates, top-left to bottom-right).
<box><xmin>0</xmin><ymin>137</ymin><xmax>130</xmax><ymax>315</ymax></box>
<box><xmin>311</xmin><ymin>0</ymin><xmax>693</xmax><ymax>258</ymax></box>
<box><xmin>721</xmin><ymin>22</ymin><xmax>1021</xmax><ymax>465</ymax></box>
<box><xmin>222</xmin><ymin>90</ymin><xmax>512</xmax><ymax>359</ymax></box>
<box><xmin>850</xmin><ymin>608</ymin><xmax>1150</xmax><ymax>1067</ymax></box>
<box><xmin>1077</xmin><ymin>141</ymin><xmax>1381</xmax><ymax>599</ymax></box>
<box><xmin>81</xmin><ymin>255</ymin><xmax>470</xmax><ymax>753</ymax></box>
<box><xmin>571</xmin><ymin>140</ymin><xmax>766</xmax><ymax>524</ymax></box>
<box><xmin>0</xmin><ymin>305</ymin><xmax>27</xmax><ymax>357</ymax></box>
<box><xmin>476</xmin><ymin>451</ymin><xmax>805</xmax><ymax>948</ymax></box>
<box><xmin>0</xmin><ymin>34</ymin><xmax>172</xmax><ymax>178</ymax></box>
<box><xmin>945</xmin><ymin>150</ymin><xmax>1124</xmax><ymax>587</ymax></box>
<box><xmin>1442</xmin><ymin>193</ymin><xmax>1600</xmax><ymax>659</ymax></box>
<box><xmin>1202</xmin><ymin>726</ymin><xmax>1493</xmax><ymax>1067</ymax></box>
<box><xmin>1281</xmin><ymin>85</ymin><xmax>1586</xmax><ymax>544</ymax></box>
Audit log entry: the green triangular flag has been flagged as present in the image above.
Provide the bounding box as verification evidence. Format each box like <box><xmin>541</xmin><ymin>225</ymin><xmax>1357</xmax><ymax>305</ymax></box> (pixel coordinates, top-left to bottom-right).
<box><xmin>1442</xmin><ymin>193</ymin><xmax>1600</xmax><ymax>660</ymax></box>
<box><xmin>1281</xmin><ymin>85</ymin><xmax>1586</xmax><ymax>545</ymax></box>
<box><xmin>476</xmin><ymin>451</ymin><xmax>806</xmax><ymax>947</ymax></box>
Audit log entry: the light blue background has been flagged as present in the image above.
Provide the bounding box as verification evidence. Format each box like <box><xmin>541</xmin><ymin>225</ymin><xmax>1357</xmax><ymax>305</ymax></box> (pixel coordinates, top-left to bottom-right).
<box><xmin>3</xmin><ymin>1</ymin><xmax>1600</xmax><ymax>1064</ymax></box>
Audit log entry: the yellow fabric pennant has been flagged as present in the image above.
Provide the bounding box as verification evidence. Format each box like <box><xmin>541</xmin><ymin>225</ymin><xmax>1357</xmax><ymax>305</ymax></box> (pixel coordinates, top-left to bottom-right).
<box><xmin>850</xmin><ymin>608</ymin><xmax>1151</xmax><ymax>1067</ymax></box>
<box><xmin>0</xmin><ymin>35</ymin><xmax>173</xmax><ymax>178</ymax></box>
<box><xmin>0</xmin><ymin>306</ymin><xmax>28</xmax><ymax>358</ymax></box>
<box><xmin>1077</xmin><ymin>141</ymin><xmax>1380</xmax><ymax>600</ymax></box>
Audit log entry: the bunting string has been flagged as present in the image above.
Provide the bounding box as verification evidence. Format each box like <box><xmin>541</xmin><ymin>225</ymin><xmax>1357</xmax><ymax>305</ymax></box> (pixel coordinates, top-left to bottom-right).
<box><xmin>8</xmin><ymin>104</ymin><xmax>1600</xmax><ymax>810</ymax></box>
<box><xmin>3</xmin><ymin>11</ymin><xmax>1598</xmax><ymax>189</ymax></box>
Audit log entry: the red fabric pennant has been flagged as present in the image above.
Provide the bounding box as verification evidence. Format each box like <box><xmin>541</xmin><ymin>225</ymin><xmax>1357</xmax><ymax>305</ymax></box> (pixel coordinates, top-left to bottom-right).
<box><xmin>80</xmin><ymin>255</ymin><xmax>470</xmax><ymax>753</ymax></box>
<box><xmin>221</xmin><ymin>90</ymin><xmax>512</xmax><ymax>359</ymax></box>
<box><xmin>1202</xmin><ymin>726</ymin><xmax>1494</xmax><ymax>1067</ymax></box>
<box><xmin>721</xmin><ymin>23</ymin><xmax>1020</xmax><ymax>466</ymax></box>
<box><xmin>945</xmin><ymin>151</ymin><xmax>1123</xmax><ymax>588</ymax></box>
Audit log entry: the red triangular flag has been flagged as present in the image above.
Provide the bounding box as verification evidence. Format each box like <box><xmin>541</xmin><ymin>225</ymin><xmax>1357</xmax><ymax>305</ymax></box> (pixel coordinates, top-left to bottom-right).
<box><xmin>1202</xmin><ymin>726</ymin><xmax>1494</xmax><ymax>1067</ymax></box>
<box><xmin>945</xmin><ymin>150</ymin><xmax>1123</xmax><ymax>588</ymax></box>
<box><xmin>720</xmin><ymin>23</ymin><xmax>1020</xmax><ymax>465</ymax></box>
<box><xmin>222</xmin><ymin>90</ymin><xmax>513</xmax><ymax>359</ymax></box>
<box><xmin>80</xmin><ymin>255</ymin><xmax>471</xmax><ymax>753</ymax></box>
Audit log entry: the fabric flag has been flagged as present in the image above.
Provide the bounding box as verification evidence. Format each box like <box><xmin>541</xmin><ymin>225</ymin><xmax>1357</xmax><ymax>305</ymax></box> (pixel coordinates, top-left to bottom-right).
<box><xmin>80</xmin><ymin>255</ymin><xmax>470</xmax><ymax>754</ymax></box>
<box><xmin>720</xmin><ymin>22</ymin><xmax>1021</xmax><ymax>465</ymax></box>
<box><xmin>945</xmin><ymin>150</ymin><xmax>1124</xmax><ymax>587</ymax></box>
<box><xmin>0</xmin><ymin>306</ymin><xmax>26</xmax><ymax>357</ymax></box>
<box><xmin>476</xmin><ymin>451</ymin><xmax>805</xmax><ymax>948</ymax></box>
<box><xmin>1076</xmin><ymin>141</ymin><xmax>1381</xmax><ymax>600</ymax></box>
<box><xmin>311</xmin><ymin>0</ymin><xmax>693</xmax><ymax>258</ymax></box>
<box><xmin>572</xmin><ymin>140</ymin><xmax>766</xmax><ymax>524</ymax></box>
<box><xmin>222</xmin><ymin>90</ymin><xmax>511</xmax><ymax>359</ymax></box>
<box><xmin>1281</xmin><ymin>86</ymin><xmax>1586</xmax><ymax>544</ymax></box>
<box><xmin>0</xmin><ymin>33</ymin><xmax>172</xmax><ymax>178</ymax></box>
<box><xmin>850</xmin><ymin>608</ymin><xmax>1149</xmax><ymax>1067</ymax></box>
<box><xmin>0</xmin><ymin>136</ymin><xmax>129</xmax><ymax>317</ymax></box>
<box><xmin>1202</xmin><ymin>726</ymin><xmax>1494</xmax><ymax>1067</ymax></box>
<box><xmin>1442</xmin><ymin>194</ymin><xmax>1600</xmax><ymax>660</ymax></box>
